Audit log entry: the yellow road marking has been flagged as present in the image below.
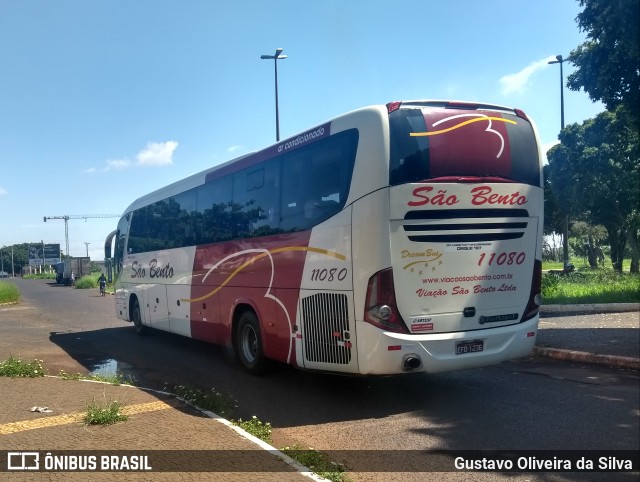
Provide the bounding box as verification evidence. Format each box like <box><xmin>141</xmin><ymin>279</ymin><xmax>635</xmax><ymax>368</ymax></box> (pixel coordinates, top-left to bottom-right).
<box><xmin>0</xmin><ymin>400</ymin><xmax>172</xmax><ymax>435</ymax></box>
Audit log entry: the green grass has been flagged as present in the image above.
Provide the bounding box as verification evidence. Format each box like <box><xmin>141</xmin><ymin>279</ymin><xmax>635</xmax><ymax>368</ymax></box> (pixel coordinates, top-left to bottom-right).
<box><xmin>171</xmin><ymin>384</ymin><xmax>237</xmax><ymax>419</ymax></box>
<box><xmin>74</xmin><ymin>275</ymin><xmax>97</xmax><ymax>289</ymax></box>
<box><xmin>231</xmin><ymin>416</ymin><xmax>349</xmax><ymax>482</ymax></box>
<box><xmin>23</xmin><ymin>273</ymin><xmax>57</xmax><ymax>280</ymax></box>
<box><xmin>58</xmin><ymin>369</ymin><xmax>134</xmax><ymax>385</ymax></box>
<box><xmin>280</xmin><ymin>445</ymin><xmax>349</xmax><ymax>482</ymax></box>
<box><xmin>0</xmin><ymin>356</ymin><xmax>45</xmax><ymax>377</ymax></box>
<box><xmin>542</xmin><ymin>257</ymin><xmax>632</xmax><ymax>272</ymax></box>
<box><xmin>84</xmin><ymin>398</ymin><xmax>128</xmax><ymax>425</ymax></box>
<box><xmin>0</xmin><ymin>281</ymin><xmax>20</xmax><ymax>304</ymax></box>
<box><xmin>235</xmin><ymin>416</ymin><xmax>273</xmax><ymax>443</ymax></box>
<box><xmin>542</xmin><ymin>270</ymin><xmax>639</xmax><ymax>304</ymax></box>
<box><xmin>74</xmin><ymin>273</ymin><xmax>112</xmax><ymax>293</ymax></box>
<box><xmin>169</xmin><ymin>386</ymin><xmax>348</xmax><ymax>481</ymax></box>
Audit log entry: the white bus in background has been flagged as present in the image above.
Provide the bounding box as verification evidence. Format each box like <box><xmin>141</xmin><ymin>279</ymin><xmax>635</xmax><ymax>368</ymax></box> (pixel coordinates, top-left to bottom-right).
<box><xmin>105</xmin><ymin>100</ymin><xmax>543</xmax><ymax>375</ymax></box>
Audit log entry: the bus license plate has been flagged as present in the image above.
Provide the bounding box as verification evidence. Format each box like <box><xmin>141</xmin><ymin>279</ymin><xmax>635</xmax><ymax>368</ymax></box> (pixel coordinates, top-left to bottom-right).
<box><xmin>456</xmin><ymin>340</ymin><xmax>484</xmax><ymax>355</ymax></box>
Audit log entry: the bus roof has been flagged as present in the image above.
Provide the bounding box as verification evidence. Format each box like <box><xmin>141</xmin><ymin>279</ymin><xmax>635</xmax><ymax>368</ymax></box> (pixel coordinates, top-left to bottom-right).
<box><xmin>120</xmin><ymin>100</ymin><xmax>528</xmax><ymax>216</ymax></box>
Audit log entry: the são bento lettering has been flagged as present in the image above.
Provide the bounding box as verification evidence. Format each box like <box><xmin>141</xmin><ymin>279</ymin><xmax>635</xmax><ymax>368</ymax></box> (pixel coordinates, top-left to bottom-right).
<box><xmin>131</xmin><ymin>259</ymin><xmax>174</xmax><ymax>279</ymax></box>
<box><xmin>408</xmin><ymin>186</ymin><xmax>527</xmax><ymax>207</ymax></box>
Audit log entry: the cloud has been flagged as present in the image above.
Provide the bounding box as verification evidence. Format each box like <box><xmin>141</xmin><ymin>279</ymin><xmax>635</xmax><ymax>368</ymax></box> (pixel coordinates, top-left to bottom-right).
<box><xmin>500</xmin><ymin>56</ymin><xmax>556</xmax><ymax>95</ymax></box>
<box><xmin>0</xmin><ymin>187</ymin><xmax>7</xmax><ymax>195</ymax></box>
<box><xmin>227</xmin><ymin>145</ymin><xmax>243</xmax><ymax>153</ymax></box>
<box><xmin>105</xmin><ymin>159</ymin><xmax>131</xmax><ymax>171</ymax></box>
<box><xmin>136</xmin><ymin>141</ymin><xmax>178</xmax><ymax>166</ymax></box>
<box><xmin>83</xmin><ymin>140</ymin><xmax>178</xmax><ymax>174</ymax></box>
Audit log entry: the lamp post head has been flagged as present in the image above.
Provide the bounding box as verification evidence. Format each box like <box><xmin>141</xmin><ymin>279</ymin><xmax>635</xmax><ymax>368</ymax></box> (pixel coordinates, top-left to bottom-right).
<box><xmin>261</xmin><ymin>48</ymin><xmax>287</xmax><ymax>61</ymax></box>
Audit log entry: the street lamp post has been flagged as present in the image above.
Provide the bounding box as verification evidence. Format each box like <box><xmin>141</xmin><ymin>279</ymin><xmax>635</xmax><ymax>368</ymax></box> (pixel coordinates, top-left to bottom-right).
<box><xmin>548</xmin><ymin>54</ymin><xmax>570</xmax><ymax>269</ymax></box>
<box><xmin>260</xmin><ymin>48</ymin><xmax>287</xmax><ymax>142</ymax></box>
<box><xmin>548</xmin><ymin>55</ymin><xmax>568</xmax><ymax>129</ymax></box>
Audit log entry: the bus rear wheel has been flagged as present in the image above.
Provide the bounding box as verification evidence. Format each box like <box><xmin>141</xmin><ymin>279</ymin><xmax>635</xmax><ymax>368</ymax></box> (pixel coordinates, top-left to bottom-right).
<box><xmin>236</xmin><ymin>311</ymin><xmax>267</xmax><ymax>374</ymax></box>
<box><xmin>131</xmin><ymin>298</ymin><xmax>147</xmax><ymax>336</ymax></box>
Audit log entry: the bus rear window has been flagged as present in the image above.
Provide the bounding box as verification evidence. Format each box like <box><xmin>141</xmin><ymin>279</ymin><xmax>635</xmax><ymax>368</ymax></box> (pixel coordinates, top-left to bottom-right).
<box><xmin>389</xmin><ymin>106</ymin><xmax>540</xmax><ymax>187</ymax></box>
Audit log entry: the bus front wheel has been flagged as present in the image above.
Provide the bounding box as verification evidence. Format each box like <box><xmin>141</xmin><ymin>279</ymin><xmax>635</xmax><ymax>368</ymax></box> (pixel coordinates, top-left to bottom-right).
<box><xmin>236</xmin><ymin>311</ymin><xmax>267</xmax><ymax>374</ymax></box>
<box><xmin>132</xmin><ymin>298</ymin><xmax>147</xmax><ymax>336</ymax></box>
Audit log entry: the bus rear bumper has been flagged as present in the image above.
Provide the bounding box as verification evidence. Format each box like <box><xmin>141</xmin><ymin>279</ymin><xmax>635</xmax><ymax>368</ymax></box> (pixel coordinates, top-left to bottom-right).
<box><xmin>355</xmin><ymin>317</ymin><xmax>539</xmax><ymax>375</ymax></box>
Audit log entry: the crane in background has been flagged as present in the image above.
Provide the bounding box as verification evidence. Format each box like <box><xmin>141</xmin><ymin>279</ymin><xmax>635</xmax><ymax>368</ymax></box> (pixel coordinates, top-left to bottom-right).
<box><xmin>43</xmin><ymin>214</ymin><xmax>120</xmax><ymax>258</ymax></box>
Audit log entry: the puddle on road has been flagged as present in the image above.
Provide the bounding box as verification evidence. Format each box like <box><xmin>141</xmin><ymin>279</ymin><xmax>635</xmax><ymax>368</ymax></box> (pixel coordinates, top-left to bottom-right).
<box><xmin>89</xmin><ymin>358</ymin><xmax>133</xmax><ymax>378</ymax></box>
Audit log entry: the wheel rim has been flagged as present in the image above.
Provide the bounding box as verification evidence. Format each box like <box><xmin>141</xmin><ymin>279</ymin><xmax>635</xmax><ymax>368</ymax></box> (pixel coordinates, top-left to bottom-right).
<box><xmin>240</xmin><ymin>324</ymin><xmax>258</xmax><ymax>364</ymax></box>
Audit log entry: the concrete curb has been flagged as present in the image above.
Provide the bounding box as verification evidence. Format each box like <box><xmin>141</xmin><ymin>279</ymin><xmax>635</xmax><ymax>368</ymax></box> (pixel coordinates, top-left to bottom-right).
<box><xmin>537</xmin><ymin>304</ymin><xmax>639</xmax><ymax>369</ymax></box>
<box><xmin>533</xmin><ymin>346</ymin><xmax>640</xmax><ymax>370</ymax></box>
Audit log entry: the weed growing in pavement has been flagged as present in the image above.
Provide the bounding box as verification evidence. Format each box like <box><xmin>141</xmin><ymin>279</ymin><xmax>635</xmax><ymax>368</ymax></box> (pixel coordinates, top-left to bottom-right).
<box><xmin>170</xmin><ymin>385</ymin><xmax>347</xmax><ymax>481</ymax></box>
<box><xmin>234</xmin><ymin>416</ymin><xmax>272</xmax><ymax>443</ymax></box>
<box><xmin>280</xmin><ymin>445</ymin><xmax>349</xmax><ymax>482</ymax></box>
<box><xmin>231</xmin><ymin>415</ymin><xmax>349</xmax><ymax>481</ymax></box>
<box><xmin>84</xmin><ymin>398</ymin><xmax>128</xmax><ymax>425</ymax></box>
<box><xmin>172</xmin><ymin>384</ymin><xmax>237</xmax><ymax>419</ymax></box>
<box><xmin>0</xmin><ymin>356</ymin><xmax>45</xmax><ymax>378</ymax></box>
<box><xmin>58</xmin><ymin>369</ymin><xmax>135</xmax><ymax>386</ymax></box>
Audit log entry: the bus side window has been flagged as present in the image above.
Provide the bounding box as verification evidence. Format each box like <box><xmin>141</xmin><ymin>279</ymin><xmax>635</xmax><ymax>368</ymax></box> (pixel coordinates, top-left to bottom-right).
<box><xmin>280</xmin><ymin>129</ymin><xmax>357</xmax><ymax>231</ymax></box>
<box><xmin>197</xmin><ymin>177</ymin><xmax>233</xmax><ymax>244</ymax></box>
<box><xmin>280</xmin><ymin>152</ymin><xmax>307</xmax><ymax>231</ymax></box>
<box><xmin>233</xmin><ymin>160</ymin><xmax>281</xmax><ymax>238</ymax></box>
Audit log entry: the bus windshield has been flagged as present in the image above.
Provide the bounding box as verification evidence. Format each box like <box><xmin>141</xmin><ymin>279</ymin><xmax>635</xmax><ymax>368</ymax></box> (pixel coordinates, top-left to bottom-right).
<box><xmin>389</xmin><ymin>103</ymin><xmax>541</xmax><ymax>187</ymax></box>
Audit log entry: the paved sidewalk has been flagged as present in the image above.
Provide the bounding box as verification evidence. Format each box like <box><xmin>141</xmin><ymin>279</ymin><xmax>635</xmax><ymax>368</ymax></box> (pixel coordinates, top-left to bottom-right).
<box><xmin>536</xmin><ymin>303</ymin><xmax>640</xmax><ymax>370</ymax></box>
<box><xmin>0</xmin><ymin>304</ymin><xmax>637</xmax><ymax>480</ymax></box>
<box><xmin>0</xmin><ymin>376</ymin><xmax>316</xmax><ymax>480</ymax></box>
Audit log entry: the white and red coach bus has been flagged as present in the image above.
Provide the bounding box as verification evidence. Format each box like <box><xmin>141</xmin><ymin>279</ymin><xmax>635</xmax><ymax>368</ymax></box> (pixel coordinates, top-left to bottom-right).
<box><xmin>105</xmin><ymin>100</ymin><xmax>543</xmax><ymax>375</ymax></box>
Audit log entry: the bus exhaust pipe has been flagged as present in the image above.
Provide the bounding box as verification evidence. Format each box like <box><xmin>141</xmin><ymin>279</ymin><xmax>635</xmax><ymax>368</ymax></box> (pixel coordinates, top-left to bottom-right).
<box><xmin>402</xmin><ymin>355</ymin><xmax>422</xmax><ymax>371</ymax></box>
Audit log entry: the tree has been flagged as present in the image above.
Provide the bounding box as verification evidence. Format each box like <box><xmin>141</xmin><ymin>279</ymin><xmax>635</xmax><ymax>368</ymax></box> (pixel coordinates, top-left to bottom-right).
<box><xmin>567</xmin><ymin>0</ymin><xmax>640</xmax><ymax>130</ymax></box>
<box><xmin>0</xmin><ymin>244</ymin><xmax>29</xmax><ymax>276</ymax></box>
<box><xmin>547</xmin><ymin>107</ymin><xmax>639</xmax><ymax>272</ymax></box>
<box><xmin>570</xmin><ymin>221</ymin><xmax>608</xmax><ymax>268</ymax></box>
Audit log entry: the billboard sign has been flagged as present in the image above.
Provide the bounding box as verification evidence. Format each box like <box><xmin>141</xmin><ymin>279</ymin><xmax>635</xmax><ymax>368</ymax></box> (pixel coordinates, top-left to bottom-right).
<box><xmin>28</xmin><ymin>244</ymin><xmax>61</xmax><ymax>265</ymax></box>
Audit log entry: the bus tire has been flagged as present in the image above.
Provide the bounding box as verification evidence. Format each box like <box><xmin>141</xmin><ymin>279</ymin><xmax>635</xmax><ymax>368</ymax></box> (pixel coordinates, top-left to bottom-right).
<box><xmin>236</xmin><ymin>311</ymin><xmax>267</xmax><ymax>374</ymax></box>
<box><xmin>131</xmin><ymin>298</ymin><xmax>147</xmax><ymax>336</ymax></box>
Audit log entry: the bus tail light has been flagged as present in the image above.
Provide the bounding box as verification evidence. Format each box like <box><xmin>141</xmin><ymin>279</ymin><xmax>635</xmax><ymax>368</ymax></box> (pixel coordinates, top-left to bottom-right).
<box><xmin>521</xmin><ymin>260</ymin><xmax>542</xmax><ymax>322</ymax></box>
<box><xmin>364</xmin><ymin>268</ymin><xmax>409</xmax><ymax>333</ymax></box>
<box><xmin>514</xmin><ymin>108</ymin><xmax>530</xmax><ymax>121</ymax></box>
<box><xmin>387</xmin><ymin>101</ymin><xmax>402</xmax><ymax>114</ymax></box>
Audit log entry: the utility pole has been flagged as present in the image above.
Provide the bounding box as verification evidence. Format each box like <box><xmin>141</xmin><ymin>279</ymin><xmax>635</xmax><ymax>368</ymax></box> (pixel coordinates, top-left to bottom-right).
<box><xmin>548</xmin><ymin>54</ymin><xmax>571</xmax><ymax>269</ymax></box>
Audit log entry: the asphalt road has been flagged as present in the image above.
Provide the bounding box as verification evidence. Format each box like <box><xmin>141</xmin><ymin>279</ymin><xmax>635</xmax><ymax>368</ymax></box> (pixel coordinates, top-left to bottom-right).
<box><xmin>1</xmin><ymin>278</ymin><xmax>638</xmax><ymax>481</ymax></box>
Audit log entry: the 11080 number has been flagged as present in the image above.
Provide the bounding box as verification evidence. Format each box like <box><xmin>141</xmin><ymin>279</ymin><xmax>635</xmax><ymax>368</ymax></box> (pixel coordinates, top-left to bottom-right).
<box><xmin>478</xmin><ymin>251</ymin><xmax>525</xmax><ymax>267</ymax></box>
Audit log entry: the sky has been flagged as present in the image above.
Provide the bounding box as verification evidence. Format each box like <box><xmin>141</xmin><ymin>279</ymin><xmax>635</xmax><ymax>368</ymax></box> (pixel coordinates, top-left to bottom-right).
<box><xmin>0</xmin><ymin>0</ymin><xmax>604</xmax><ymax>261</ymax></box>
